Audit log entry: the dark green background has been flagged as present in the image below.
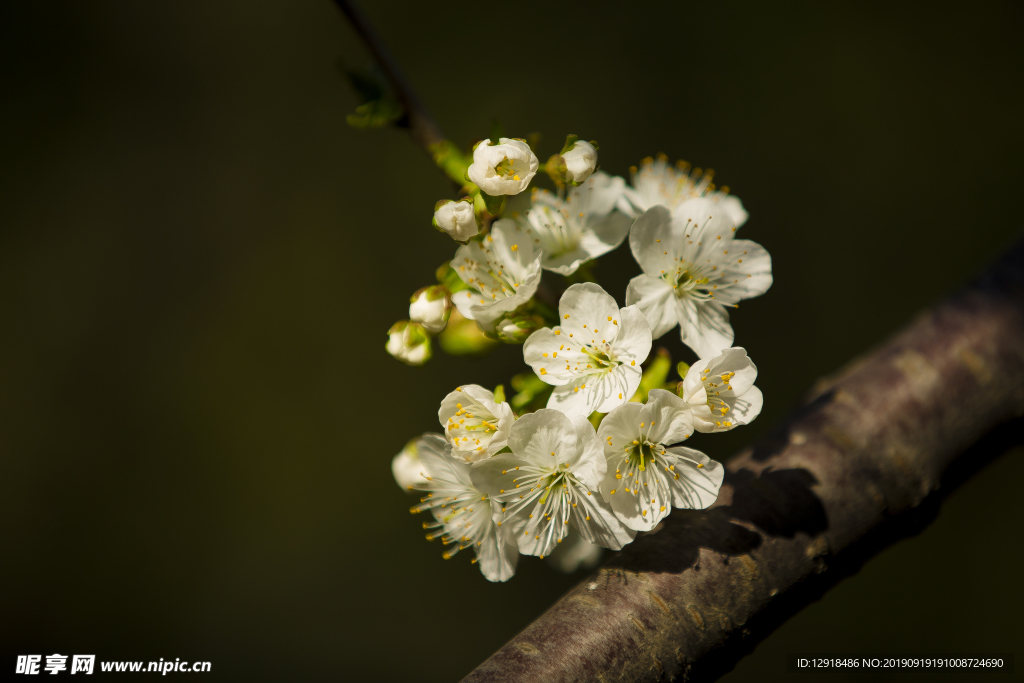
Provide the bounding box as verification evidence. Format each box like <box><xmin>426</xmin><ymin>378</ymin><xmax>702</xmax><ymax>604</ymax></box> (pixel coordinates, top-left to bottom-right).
<box><xmin>2</xmin><ymin>1</ymin><xmax>1022</xmax><ymax>681</ymax></box>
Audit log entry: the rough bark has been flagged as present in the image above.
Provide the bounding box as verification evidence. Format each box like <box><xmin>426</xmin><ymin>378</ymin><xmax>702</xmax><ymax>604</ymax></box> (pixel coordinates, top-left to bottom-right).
<box><xmin>462</xmin><ymin>240</ymin><xmax>1024</xmax><ymax>683</ymax></box>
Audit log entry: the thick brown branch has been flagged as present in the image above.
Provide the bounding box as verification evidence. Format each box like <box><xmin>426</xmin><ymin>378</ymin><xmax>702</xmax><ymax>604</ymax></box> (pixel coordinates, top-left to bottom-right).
<box><xmin>334</xmin><ymin>0</ymin><xmax>446</xmax><ymax>154</ymax></box>
<box><xmin>463</xmin><ymin>240</ymin><xmax>1024</xmax><ymax>683</ymax></box>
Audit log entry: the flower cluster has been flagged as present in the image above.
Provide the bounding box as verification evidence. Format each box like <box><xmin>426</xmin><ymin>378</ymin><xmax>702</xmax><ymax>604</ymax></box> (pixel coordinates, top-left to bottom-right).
<box><xmin>386</xmin><ymin>136</ymin><xmax>772</xmax><ymax>581</ymax></box>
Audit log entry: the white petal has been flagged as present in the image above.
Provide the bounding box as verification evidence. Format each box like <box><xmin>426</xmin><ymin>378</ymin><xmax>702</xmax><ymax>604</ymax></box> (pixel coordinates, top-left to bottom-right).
<box><xmin>391</xmin><ymin>451</ymin><xmax>429</xmax><ymax>491</ymax></box>
<box><xmin>571</xmin><ymin>485</ymin><xmax>636</xmax><ymax>550</ymax></box>
<box><xmin>719</xmin><ymin>194</ymin><xmax>748</xmax><ymax>228</ymax></box>
<box><xmin>625</xmin><ymin>274</ymin><xmax>678</xmax><ymax>340</ymax></box>
<box><xmin>663</xmin><ymin>447</ymin><xmax>724</xmax><ymax>510</ymax></box>
<box><xmin>558</xmin><ymin>283</ymin><xmax>621</xmax><ymax>344</ymax></box>
<box><xmin>599</xmin><ymin>461</ymin><xmax>661</xmax><ymax>532</ymax></box>
<box><xmin>474</xmin><ymin>508</ymin><xmax>519</xmax><ymax>582</ymax></box>
<box><xmin>676</xmin><ymin>297</ymin><xmax>734</xmax><ymax>359</ymax></box>
<box><xmin>640</xmin><ymin>389</ymin><xmax>694</xmax><ymax>446</ymax></box>
<box><xmin>574</xmin><ymin>172</ymin><xmax>626</xmax><ymax>217</ymax></box>
<box><xmin>593</xmin><ymin>365</ymin><xmax>640</xmax><ymax>413</ymax></box>
<box><xmin>469</xmin><ymin>454</ymin><xmax>526</xmax><ymax>496</ymax></box>
<box><xmin>597</xmin><ymin>402</ymin><xmax>643</xmax><ymax>454</ymax></box>
<box><xmin>547</xmin><ymin>378</ymin><xmax>600</xmax><ymax>419</ymax></box>
<box><xmin>568</xmin><ymin>416</ymin><xmax>606</xmax><ymax>490</ymax></box>
<box><xmin>523</xmin><ymin>327</ymin><xmax>576</xmax><ymax>386</ymax></box>
<box><xmin>628</xmin><ymin>205</ymin><xmax>677</xmax><ymax>276</ymax></box>
<box><xmin>612</xmin><ymin>305</ymin><xmax>653</xmax><ymax>364</ymax></box>
<box><xmin>714</xmin><ymin>239</ymin><xmax>772</xmax><ymax>304</ymax></box>
<box><xmin>508</xmin><ymin>409</ymin><xmax>578</xmax><ymax>468</ymax></box>
<box><xmin>729</xmin><ymin>384</ymin><xmax>763</xmax><ymax>426</ymax></box>
<box><xmin>578</xmin><ymin>211</ymin><xmax>631</xmax><ymax>260</ymax></box>
<box><xmin>704</xmin><ymin>347</ymin><xmax>758</xmax><ymax>396</ymax></box>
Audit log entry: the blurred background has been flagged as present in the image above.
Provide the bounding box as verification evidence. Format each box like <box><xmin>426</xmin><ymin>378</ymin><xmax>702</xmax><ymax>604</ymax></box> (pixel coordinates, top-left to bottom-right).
<box><xmin>1</xmin><ymin>1</ymin><xmax>1022</xmax><ymax>681</ymax></box>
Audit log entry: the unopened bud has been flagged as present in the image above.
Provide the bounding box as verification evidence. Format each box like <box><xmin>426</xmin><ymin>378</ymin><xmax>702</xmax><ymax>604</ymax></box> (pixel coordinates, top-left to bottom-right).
<box><xmin>560</xmin><ymin>136</ymin><xmax>598</xmax><ymax>185</ymax></box>
<box><xmin>409</xmin><ymin>285</ymin><xmax>451</xmax><ymax>334</ymax></box>
<box><xmin>386</xmin><ymin>320</ymin><xmax>432</xmax><ymax>366</ymax></box>
<box><xmin>495</xmin><ymin>313</ymin><xmax>545</xmax><ymax>344</ymax></box>
<box><xmin>433</xmin><ymin>197</ymin><xmax>479</xmax><ymax>242</ymax></box>
<box><xmin>391</xmin><ymin>438</ymin><xmax>429</xmax><ymax>491</ymax></box>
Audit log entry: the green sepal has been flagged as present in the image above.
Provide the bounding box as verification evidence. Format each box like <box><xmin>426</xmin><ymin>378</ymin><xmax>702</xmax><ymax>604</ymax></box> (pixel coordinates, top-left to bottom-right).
<box><xmin>492</xmin><ymin>384</ymin><xmax>506</xmax><ymax>404</ymax></box>
<box><xmin>677</xmin><ymin>361</ymin><xmax>690</xmax><ymax>380</ymax></box>
<box><xmin>481</xmin><ymin>191</ymin><xmax>506</xmax><ymax>218</ymax></box>
<box><xmin>560</xmin><ymin>134</ymin><xmax>579</xmax><ymax>155</ymax></box>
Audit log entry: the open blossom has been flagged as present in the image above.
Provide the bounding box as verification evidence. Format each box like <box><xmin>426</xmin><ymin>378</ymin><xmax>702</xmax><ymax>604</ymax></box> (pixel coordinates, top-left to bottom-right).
<box><xmin>434</xmin><ymin>198</ymin><xmax>479</xmax><ymax>241</ymax></box>
<box><xmin>386</xmin><ymin>321</ymin><xmax>431</xmax><ymax>365</ymax></box>
<box><xmin>598</xmin><ymin>389</ymin><xmax>724</xmax><ymax>532</ymax></box>
<box><xmin>561</xmin><ymin>139</ymin><xmax>598</xmax><ymax>184</ymax></box>
<box><xmin>680</xmin><ymin>347</ymin><xmax>763</xmax><ymax>433</ymax></box>
<box><xmin>452</xmin><ymin>219</ymin><xmax>542</xmax><ymax>329</ymax></box>
<box><xmin>467</xmin><ymin>138</ymin><xmax>539</xmax><ymax>196</ymax></box>
<box><xmin>618</xmin><ymin>154</ymin><xmax>748</xmax><ymax>228</ymax></box>
<box><xmin>438</xmin><ymin>384</ymin><xmax>515</xmax><ymax>462</ymax></box>
<box><xmin>524</xmin><ymin>283</ymin><xmax>652</xmax><ymax>418</ymax></box>
<box><xmin>408</xmin><ymin>433</ymin><xmax>518</xmax><ymax>582</ymax></box>
<box><xmin>515</xmin><ymin>172</ymin><xmax>631</xmax><ymax>276</ymax></box>
<box><xmin>625</xmin><ymin>200</ymin><xmax>772</xmax><ymax>358</ymax></box>
<box><xmin>471</xmin><ymin>410</ymin><xmax>635</xmax><ymax>558</ymax></box>
<box><xmin>409</xmin><ymin>285</ymin><xmax>451</xmax><ymax>334</ymax></box>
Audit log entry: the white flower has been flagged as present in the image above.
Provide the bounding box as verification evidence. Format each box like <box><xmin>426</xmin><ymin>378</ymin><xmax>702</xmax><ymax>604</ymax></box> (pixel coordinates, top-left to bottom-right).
<box><xmin>385</xmin><ymin>321</ymin><xmax>431</xmax><ymax>365</ymax></box>
<box><xmin>618</xmin><ymin>154</ymin><xmax>749</xmax><ymax>228</ymax></box>
<box><xmin>597</xmin><ymin>389</ymin><xmax>724</xmax><ymax>532</ymax></box>
<box><xmin>391</xmin><ymin>438</ymin><xmax>431</xmax><ymax>490</ymax></box>
<box><xmin>407</xmin><ymin>433</ymin><xmax>518</xmax><ymax>582</ymax></box>
<box><xmin>438</xmin><ymin>384</ymin><xmax>515</xmax><ymax>462</ymax></box>
<box><xmin>471</xmin><ymin>410</ymin><xmax>635</xmax><ymax>558</ymax></box>
<box><xmin>680</xmin><ymin>347</ymin><xmax>763</xmax><ymax>433</ymax></box>
<box><xmin>409</xmin><ymin>285</ymin><xmax>451</xmax><ymax>334</ymax></box>
<box><xmin>516</xmin><ymin>172</ymin><xmax>631</xmax><ymax>276</ymax></box>
<box><xmin>544</xmin><ymin>529</ymin><xmax>602</xmax><ymax>573</ymax></box>
<box><xmin>433</xmin><ymin>198</ymin><xmax>479</xmax><ymax>242</ymax></box>
<box><xmin>451</xmin><ymin>219</ymin><xmax>543</xmax><ymax>329</ymax></box>
<box><xmin>467</xmin><ymin>138</ymin><xmax>539</xmax><ymax>196</ymax></box>
<box><xmin>524</xmin><ymin>283</ymin><xmax>652</xmax><ymax>419</ymax></box>
<box><xmin>625</xmin><ymin>200</ymin><xmax>772</xmax><ymax>358</ymax></box>
<box><xmin>561</xmin><ymin>139</ymin><xmax>598</xmax><ymax>184</ymax></box>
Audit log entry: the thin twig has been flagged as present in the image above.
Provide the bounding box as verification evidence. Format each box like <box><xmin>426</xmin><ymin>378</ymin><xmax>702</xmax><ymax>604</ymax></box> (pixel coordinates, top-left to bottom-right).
<box><xmin>334</xmin><ymin>0</ymin><xmax>446</xmax><ymax>155</ymax></box>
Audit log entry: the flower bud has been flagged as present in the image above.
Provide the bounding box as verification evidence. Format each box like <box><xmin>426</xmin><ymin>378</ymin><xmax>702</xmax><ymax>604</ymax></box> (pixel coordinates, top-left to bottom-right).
<box><xmin>409</xmin><ymin>285</ymin><xmax>451</xmax><ymax>334</ymax></box>
<box><xmin>386</xmin><ymin>320</ymin><xmax>432</xmax><ymax>366</ymax></box>
<box><xmin>467</xmin><ymin>137</ymin><xmax>540</xmax><ymax>196</ymax></box>
<box><xmin>494</xmin><ymin>312</ymin><xmax>545</xmax><ymax>344</ymax></box>
<box><xmin>433</xmin><ymin>198</ymin><xmax>479</xmax><ymax>242</ymax></box>
<box><xmin>560</xmin><ymin>137</ymin><xmax>598</xmax><ymax>184</ymax></box>
<box><xmin>391</xmin><ymin>438</ymin><xmax>430</xmax><ymax>491</ymax></box>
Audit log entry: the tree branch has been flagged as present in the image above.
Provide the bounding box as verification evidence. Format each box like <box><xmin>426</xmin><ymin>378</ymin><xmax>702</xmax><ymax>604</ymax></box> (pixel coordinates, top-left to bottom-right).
<box><xmin>334</xmin><ymin>0</ymin><xmax>445</xmax><ymax>151</ymax></box>
<box><xmin>462</xmin><ymin>238</ymin><xmax>1024</xmax><ymax>682</ymax></box>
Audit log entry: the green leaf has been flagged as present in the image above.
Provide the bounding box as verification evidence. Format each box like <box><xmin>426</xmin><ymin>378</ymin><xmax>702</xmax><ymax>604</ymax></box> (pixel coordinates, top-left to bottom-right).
<box><xmin>345</xmin><ymin>98</ymin><xmax>402</xmax><ymax>129</ymax></box>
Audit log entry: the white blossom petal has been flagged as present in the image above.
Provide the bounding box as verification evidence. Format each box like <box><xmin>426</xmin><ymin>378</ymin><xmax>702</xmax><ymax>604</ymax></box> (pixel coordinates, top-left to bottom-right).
<box><xmin>676</xmin><ymin>297</ymin><xmax>734</xmax><ymax>360</ymax></box>
<box><xmin>438</xmin><ymin>384</ymin><xmax>515</xmax><ymax>461</ymax></box>
<box><xmin>683</xmin><ymin>348</ymin><xmax>764</xmax><ymax>433</ymax></box>
<box><xmin>625</xmin><ymin>274</ymin><xmax>677</xmax><ymax>339</ymax></box>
